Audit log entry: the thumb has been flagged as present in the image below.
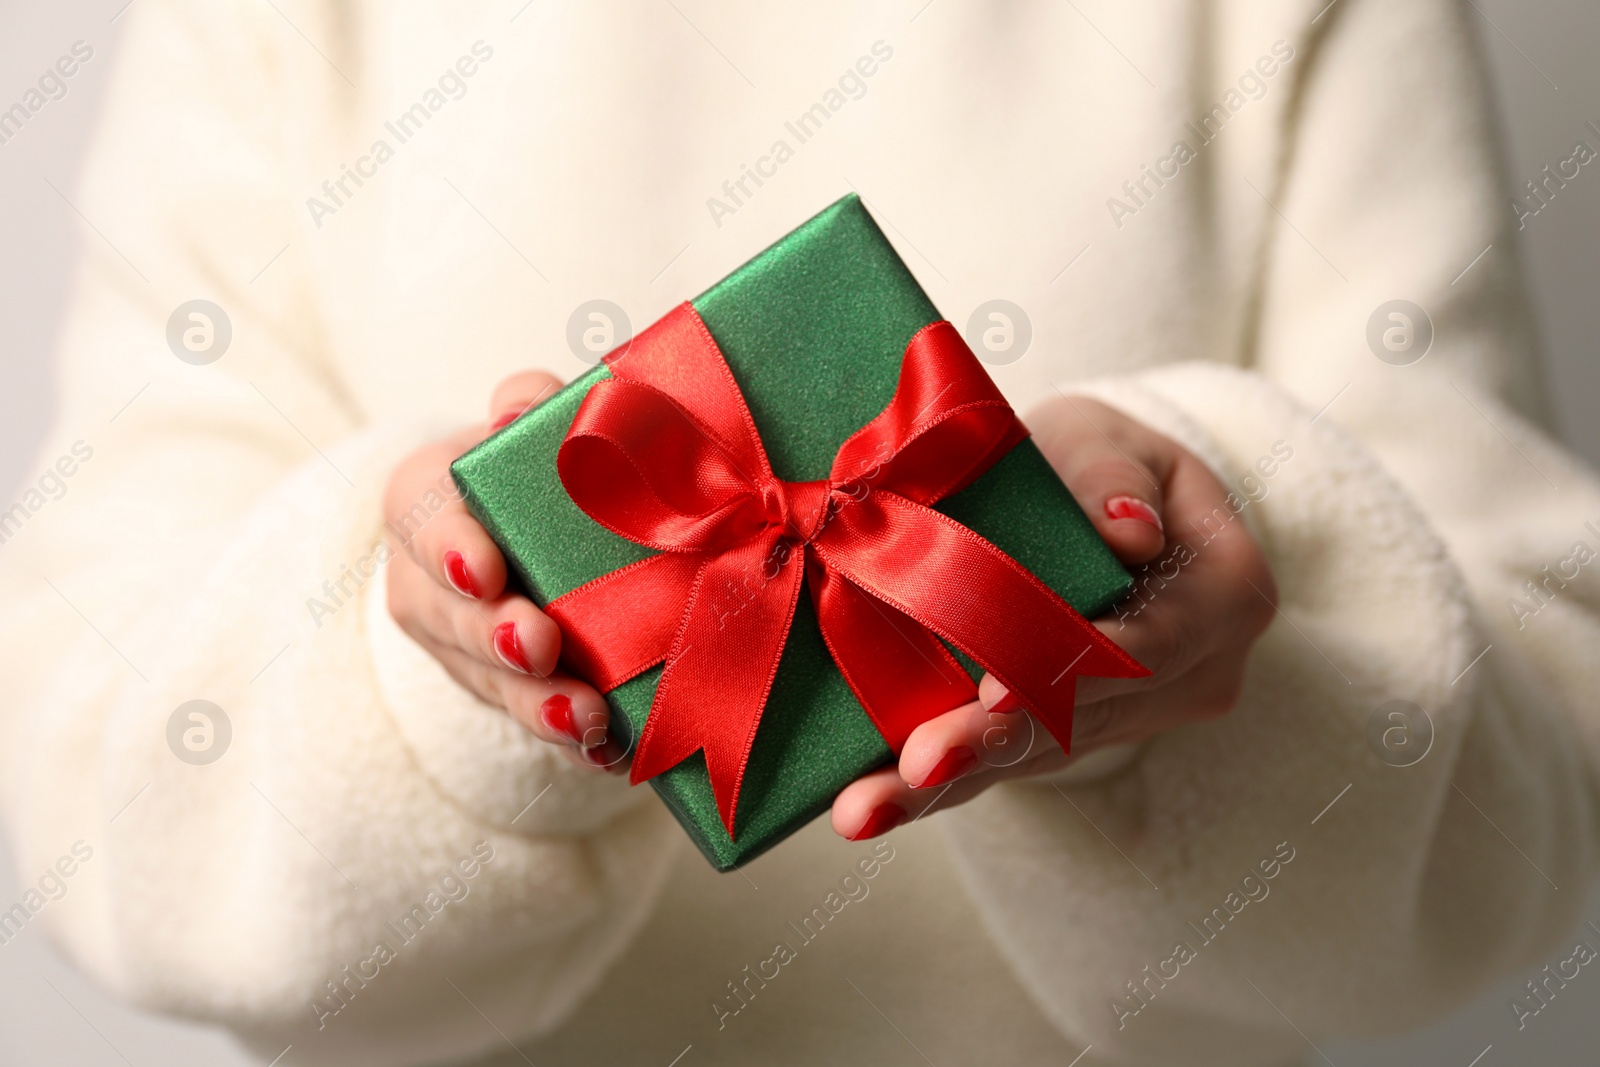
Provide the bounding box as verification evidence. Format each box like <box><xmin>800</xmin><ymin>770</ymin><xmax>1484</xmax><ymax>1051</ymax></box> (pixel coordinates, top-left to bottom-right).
<box><xmin>1031</xmin><ymin>397</ymin><xmax>1168</xmax><ymax>566</ymax></box>
<box><xmin>487</xmin><ymin>370</ymin><xmax>566</xmax><ymax>434</ymax></box>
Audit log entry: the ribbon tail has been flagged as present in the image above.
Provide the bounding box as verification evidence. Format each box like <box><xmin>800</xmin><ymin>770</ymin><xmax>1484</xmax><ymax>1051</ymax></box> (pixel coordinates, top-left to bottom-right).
<box><xmin>544</xmin><ymin>553</ymin><xmax>703</xmax><ymax>691</ymax></box>
<box><xmin>631</xmin><ymin>533</ymin><xmax>807</xmax><ymax>838</ymax></box>
<box><xmin>817</xmin><ymin>493</ymin><xmax>1147</xmax><ymax>755</ymax></box>
<box><xmin>1008</xmin><ymin>635</ymin><xmax>1145</xmax><ymax>751</ymax></box>
<box><xmin>807</xmin><ymin>553</ymin><xmax>976</xmax><ymax>752</ymax></box>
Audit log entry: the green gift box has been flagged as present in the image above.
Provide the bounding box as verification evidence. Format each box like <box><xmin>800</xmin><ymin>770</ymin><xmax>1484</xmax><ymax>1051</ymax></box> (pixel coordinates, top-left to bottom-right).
<box><xmin>452</xmin><ymin>194</ymin><xmax>1132</xmax><ymax>870</ymax></box>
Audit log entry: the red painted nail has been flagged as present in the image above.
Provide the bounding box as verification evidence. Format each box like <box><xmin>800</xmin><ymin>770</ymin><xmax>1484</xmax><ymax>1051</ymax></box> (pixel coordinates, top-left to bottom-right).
<box><xmin>584</xmin><ymin>736</ymin><xmax>627</xmax><ymax>772</ymax></box>
<box><xmin>443</xmin><ymin>551</ymin><xmax>480</xmax><ymax>598</ymax></box>
<box><xmin>490</xmin><ymin>408</ymin><xmax>522</xmax><ymax>431</ymax></box>
<box><xmin>914</xmin><ymin>746</ymin><xmax>977</xmax><ymax>789</ymax></box>
<box><xmin>1105</xmin><ymin>495</ymin><xmax>1163</xmax><ymax>533</ymax></box>
<box><xmin>539</xmin><ymin>694</ymin><xmax>579</xmax><ymax>742</ymax></box>
<box><xmin>848</xmin><ymin>802</ymin><xmax>907</xmax><ymax>841</ymax></box>
<box><xmin>986</xmin><ymin>689</ymin><xmax>1023</xmax><ymax>715</ymax></box>
<box><xmin>540</xmin><ymin>694</ymin><xmax>603</xmax><ymax>747</ymax></box>
<box><xmin>493</xmin><ymin>621</ymin><xmax>534</xmax><ymax>674</ymax></box>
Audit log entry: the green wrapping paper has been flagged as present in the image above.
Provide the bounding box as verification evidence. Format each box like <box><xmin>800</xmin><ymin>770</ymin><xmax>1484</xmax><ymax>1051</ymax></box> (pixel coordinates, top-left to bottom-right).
<box><xmin>452</xmin><ymin>194</ymin><xmax>1132</xmax><ymax>869</ymax></box>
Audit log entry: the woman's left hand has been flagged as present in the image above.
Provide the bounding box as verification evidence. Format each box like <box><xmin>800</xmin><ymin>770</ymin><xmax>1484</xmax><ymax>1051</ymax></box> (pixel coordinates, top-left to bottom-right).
<box><xmin>830</xmin><ymin>396</ymin><xmax>1278</xmax><ymax>840</ymax></box>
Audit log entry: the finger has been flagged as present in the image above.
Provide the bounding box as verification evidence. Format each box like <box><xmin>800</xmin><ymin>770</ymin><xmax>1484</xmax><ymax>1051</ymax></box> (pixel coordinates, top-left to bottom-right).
<box><xmin>451</xmin><ymin>601</ymin><xmax>622</xmax><ymax>765</ymax></box>
<box><xmin>474</xmin><ymin>597</ymin><xmax>564</xmax><ymax>682</ymax></box>
<box><xmin>386</xmin><ymin>437</ymin><xmax>511</xmax><ymax>601</ymax></box>
<box><xmin>894</xmin><ymin>695</ymin><xmax>1066</xmax><ymax>790</ymax></box>
<box><xmin>830</xmin><ymin>766</ymin><xmax>918</xmax><ymax>840</ymax></box>
<box><xmin>1072</xmin><ymin>650</ymin><xmax>1251</xmax><ymax>753</ymax></box>
<box><xmin>830</xmin><ymin>744</ymin><xmax>1061</xmax><ymax>840</ymax></box>
<box><xmin>1090</xmin><ymin>485</ymin><xmax>1166</xmax><ymax>565</ymax></box>
<box><xmin>979</xmin><ymin>673</ymin><xmax>1129</xmax><ymax>755</ymax></box>
<box><xmin>553</xmin><ymin>737</ymin><xmax>632</xmax><ymax>775</ymax></box>
<box><xmin>831</xmin><ymin>766</ymin><xmax>973</xmax><ymax>840</ymax></box>
<box><xmin>502</xmin><ymin>669</ymin><xmax>624</xmax><ymax>765</ymax></box>
<box><xmin>978</xmin><ymin>672</ymin><xmax>1167</xmax><ymax>758</ymax></box>
<box><xmin>1076</xmin><ymin>447</ymin><xmax>1275</xmax><ymax>704</ymax></box>
<box><xmin>488</xmin><ymin>370</ymin><xmax>565</xmax><ymax>431</ymax></box>
<box><xmin>833</xmin><ymin>689</ymin><xmax>1082</xmax><ymax>840</ymax></box>
<box><xmin>421</xmin><ymin>634</ymin><xmax>619</xmax><ymax>759</ymax></box>
<box><xmin>387</xmin><ymin>550</ymin><xmax>561</xmax><ymax>682</ymax></box>
<box><xmin>421</xmin><ymin>568</ymin><xmax>563</xmax><ymax>680</ymax></box>
<box><xmin>1030</xmin><ymin>397</ymin><xmax>1171</xmax><ymax>566</ymax></box>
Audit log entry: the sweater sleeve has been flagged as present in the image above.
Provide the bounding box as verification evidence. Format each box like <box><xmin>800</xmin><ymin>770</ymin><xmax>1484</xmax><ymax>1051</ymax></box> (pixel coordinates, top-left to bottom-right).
<box><xmin>939</xmin><ymin>0</ymin><xmax>1600</xmax><ymax>1061</ymax></box>
<box><xmin>0</xmin><ymin>4</ymin><xmax>678</xmax><ymax>1065</ymax></box>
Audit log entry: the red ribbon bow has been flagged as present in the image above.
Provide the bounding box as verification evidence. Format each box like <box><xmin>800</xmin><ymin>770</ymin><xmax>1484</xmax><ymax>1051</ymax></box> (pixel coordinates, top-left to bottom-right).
<box><xmin>546</xmin><ymin>303</ymin><xmax>1146</xmax><ymax>835</ymax></box>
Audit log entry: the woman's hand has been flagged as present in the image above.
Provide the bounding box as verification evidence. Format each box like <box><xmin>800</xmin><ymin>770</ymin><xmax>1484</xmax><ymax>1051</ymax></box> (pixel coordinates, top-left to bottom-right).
<box><xmin>830</xmin><ymin>396</ymin><xmax>1277</xmax><ymax>840</ymax></box>
<box><xmin>384</xmin><ymin>371</ymin><xmax>628</xmax><ymax>772</ymax></box>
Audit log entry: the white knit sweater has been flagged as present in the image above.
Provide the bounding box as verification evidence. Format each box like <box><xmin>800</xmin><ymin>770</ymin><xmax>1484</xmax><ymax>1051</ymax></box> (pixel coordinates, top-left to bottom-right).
<box><xmin>3</xmin><ymin>1</ymin><xmax>1597</xmax><ymax>1064</ymax></box>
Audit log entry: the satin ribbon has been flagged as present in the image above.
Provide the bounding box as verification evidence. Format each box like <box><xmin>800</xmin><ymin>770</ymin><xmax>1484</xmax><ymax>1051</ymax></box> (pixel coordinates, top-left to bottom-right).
<box><xmin>547</xmin><ymin>302</ymin><xmax>1146</xmax><ymax>835</ymax></box>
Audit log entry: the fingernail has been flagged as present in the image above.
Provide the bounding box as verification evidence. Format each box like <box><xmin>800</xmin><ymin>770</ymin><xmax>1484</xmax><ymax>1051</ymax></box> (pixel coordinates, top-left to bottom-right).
<box><xmin>914</xmin><ymin>746</ymin><xmax>977</xmax><ymax>789</ymax></box>
<box><xmin>490</xmin><ymin>408</ymin><xmax>523</xmax><ymax>431</ymax></box>
<box><xmin>1105</xmin><ymin>495</ymin><xmax>1163</xmax><ymax>533</ymax></box>
<box><xmin>847</xmin><ymin>802</ymin><xmax>906</xmax><ymax>841</ymax></box>
<box><xmin>539</xmin><ymin>694</ymin><xmax>583</xmax><ymax>744</ymax></box>
<box><xmin>540</xmin><ymin>694</ymin><xmax>605</xmax><ymax>748</ymax></box>
<box><xmin>983</xmin><ymin>688</ymin><xmax>1023</xmax><ymax>715</ymax></box>
<box><xmin>493</xmin><ymin>621</ymin><xmax>534</xmax><ymax>674</ymax></box>
<box><xmin>443</xmin><ymin>551</ymin><xmax>481</xmax><ymax>598</ymax></box>
<box><xmin>584</xmin><ymin>736</ymin><xmax>627</xmax><ymax>772</ymax></box>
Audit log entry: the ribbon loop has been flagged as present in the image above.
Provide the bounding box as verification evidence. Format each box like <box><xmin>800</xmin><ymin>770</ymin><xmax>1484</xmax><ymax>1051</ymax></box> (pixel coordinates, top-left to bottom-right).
<box><xmin>831</xmin><ymin>321</ymin><xmax>1028</xmax><ymax>505</ymax></box>
<box><xmin>559</xmin><ymin>379</ymin><xmax>768</xmax><ymax>553</ymax></box>
<box><xmin>551</xmin><ymin>303</ymin><xmax>1147</xmax><ymax>837</ymax></box>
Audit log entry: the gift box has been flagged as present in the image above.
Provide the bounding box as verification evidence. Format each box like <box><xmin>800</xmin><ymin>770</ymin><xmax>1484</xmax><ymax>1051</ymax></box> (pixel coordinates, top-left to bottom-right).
<box><xmin>451</xmin><ymin>194</ymin><xmax>1139</xmax><ymax>870</ymax></box>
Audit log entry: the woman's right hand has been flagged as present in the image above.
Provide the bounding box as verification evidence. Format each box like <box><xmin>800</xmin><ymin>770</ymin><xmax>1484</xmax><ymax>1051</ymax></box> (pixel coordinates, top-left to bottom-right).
<box><xmin>383</xmin><ymin>370</ymin><xmax>627</xmax><ymax>773</ymax></box>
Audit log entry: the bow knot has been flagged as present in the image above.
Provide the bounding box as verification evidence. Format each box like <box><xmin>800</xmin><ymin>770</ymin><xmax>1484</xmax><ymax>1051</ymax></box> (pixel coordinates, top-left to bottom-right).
<box><xmin>547</xmin><ymin>303</ymin><xmax>1147</xmax><ymax>837</ymax></box>
<box><xmin>759</xmin><ymin>478</ymin><xmax>829</xmax><ymax>543</ymax></box>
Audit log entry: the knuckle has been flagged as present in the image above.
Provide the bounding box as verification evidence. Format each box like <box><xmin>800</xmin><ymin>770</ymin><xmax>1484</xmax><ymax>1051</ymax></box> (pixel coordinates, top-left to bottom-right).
<box><xmin>1076</xmin><ymin>454</ymin><xmax>1152</xmax><ymax>496</ymax></box>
